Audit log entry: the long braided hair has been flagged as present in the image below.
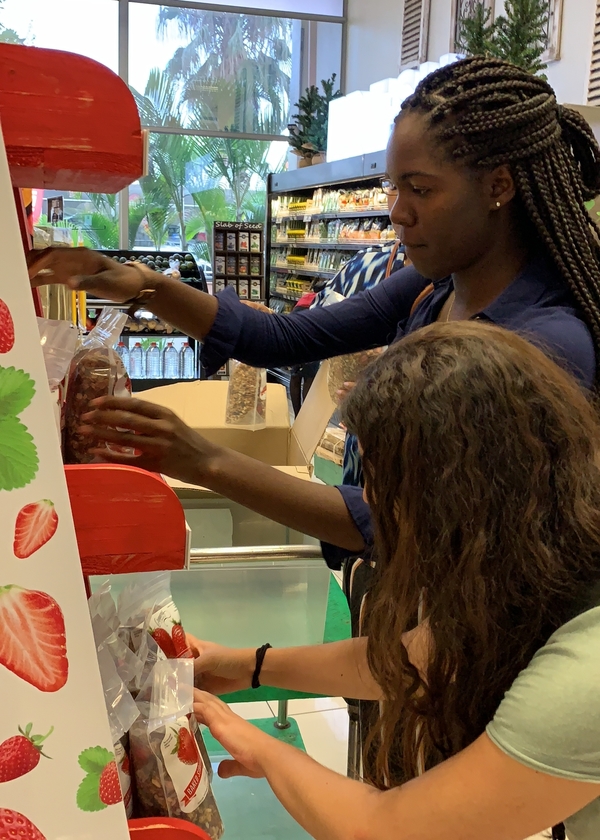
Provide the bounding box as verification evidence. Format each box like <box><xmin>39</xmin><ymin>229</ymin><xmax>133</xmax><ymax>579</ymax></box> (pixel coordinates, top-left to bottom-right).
<box><xmin>401</xmin><ymin>57</ymin><xmax>600</xmax><ymax>388</ymax></box>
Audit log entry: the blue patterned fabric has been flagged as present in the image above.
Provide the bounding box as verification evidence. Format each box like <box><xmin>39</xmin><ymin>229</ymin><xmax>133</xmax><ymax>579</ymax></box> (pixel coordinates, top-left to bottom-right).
<box><xmin>312</xmin><ymin>242</ymin><xmax>404</xmax><ymax>488</ymax></box>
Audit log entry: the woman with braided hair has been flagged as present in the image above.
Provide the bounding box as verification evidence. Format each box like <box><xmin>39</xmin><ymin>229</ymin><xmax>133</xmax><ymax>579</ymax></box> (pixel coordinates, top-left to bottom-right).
<box><xmin>29</xmin><ymin>57</ymin><xmax>600</xmax><ymax>570</ymax></box>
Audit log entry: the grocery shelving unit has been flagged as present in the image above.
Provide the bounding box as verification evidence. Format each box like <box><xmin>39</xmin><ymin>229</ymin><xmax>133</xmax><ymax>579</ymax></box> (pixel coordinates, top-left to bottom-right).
<box><xmin>266</xmin><ymin>150</ymin><xmax>390</xmax><ymax>314</ymax></box>
<box><xmin>212</xmin><ymin>220</ymin><xmax>265</xmax><ymax>301</ymax></box>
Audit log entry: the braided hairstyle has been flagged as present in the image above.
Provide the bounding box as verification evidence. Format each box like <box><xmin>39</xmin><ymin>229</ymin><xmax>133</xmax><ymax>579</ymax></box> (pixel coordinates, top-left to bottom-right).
<box><xmin>401</xmin><ymin>57</ymin><xmax>600</xmax><ymax>385</ymax></box>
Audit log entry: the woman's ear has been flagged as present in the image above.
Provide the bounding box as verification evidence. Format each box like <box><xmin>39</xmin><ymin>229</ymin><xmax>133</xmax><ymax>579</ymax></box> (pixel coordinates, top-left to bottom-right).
<box><xmin>486</xmin><ymin>164</ymin><xmax>516</xmax><ymax>212</ymax></box>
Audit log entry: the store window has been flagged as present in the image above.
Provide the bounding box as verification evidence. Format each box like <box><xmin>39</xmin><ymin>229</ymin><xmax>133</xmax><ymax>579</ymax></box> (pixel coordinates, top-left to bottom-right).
<box><xmin>1</xmin><ymin>0</ymin><xmax>342</xmax><ymax>250</ymax></box>
<box><xmin>129</xmin><ymin>132</ymin><xmax>287</xmax><ymax>263</ymax></box>
<box><xmin>0</xmin><ymin>0</ymin><xmax>119</xmax><ymax>72</ymax></box>
<box><xmin>130</xmin><ymin>4</ymin><xmax>295</xmax><ymax>135</ymax></box>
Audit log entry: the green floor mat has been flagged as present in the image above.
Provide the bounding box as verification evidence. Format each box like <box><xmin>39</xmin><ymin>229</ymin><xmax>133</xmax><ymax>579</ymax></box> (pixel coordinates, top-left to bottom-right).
<box><xmin>205</xmin><ymin>718</ymin><xmax>311</xmax><ymax>840</ymax></box>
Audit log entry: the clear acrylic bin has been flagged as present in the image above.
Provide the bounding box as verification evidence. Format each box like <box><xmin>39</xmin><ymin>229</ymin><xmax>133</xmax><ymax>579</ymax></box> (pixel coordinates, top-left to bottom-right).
<box><xmin>91</xmin><ymin>555</ymin><xmax>330</xmax><ymax>649</ymax></box>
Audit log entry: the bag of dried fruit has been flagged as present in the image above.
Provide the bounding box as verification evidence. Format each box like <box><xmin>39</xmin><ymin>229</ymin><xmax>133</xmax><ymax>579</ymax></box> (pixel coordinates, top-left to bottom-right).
<box><xmin>129</xmin><ymin>659</ymin><xmax>224</xmax><ymax>839</ymax></box>
<box><xmin>225</xmin><ymin>360</ymin><xmax>267</xmax><ymax>429</ymax></box>
<box><xmin>63</xmin><ymin>307</ymin><xmax>131</xmax><ymax>463</ymax></box>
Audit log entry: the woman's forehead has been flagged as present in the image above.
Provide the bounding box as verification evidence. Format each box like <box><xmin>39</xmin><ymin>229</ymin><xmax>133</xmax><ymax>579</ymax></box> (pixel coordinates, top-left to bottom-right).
<box><xmin>386</xmin><ymin>112</ymin><xmax>449</xmax><ymax>178</ymax></box>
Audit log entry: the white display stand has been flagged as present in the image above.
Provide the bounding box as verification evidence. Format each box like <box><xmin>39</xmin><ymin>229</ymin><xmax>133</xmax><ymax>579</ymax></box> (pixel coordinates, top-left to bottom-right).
<box><xmin>0</xmin><ymin>127</ymin><xmax>129</xmax><ymax>840</ymax></box>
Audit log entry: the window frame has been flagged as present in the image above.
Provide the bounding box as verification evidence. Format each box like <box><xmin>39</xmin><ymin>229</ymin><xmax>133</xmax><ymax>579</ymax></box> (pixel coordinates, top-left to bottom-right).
<box><xmin>449</xmin><ymin>0</ymin><xmax>494</xmax><ymax>54</ymax></box>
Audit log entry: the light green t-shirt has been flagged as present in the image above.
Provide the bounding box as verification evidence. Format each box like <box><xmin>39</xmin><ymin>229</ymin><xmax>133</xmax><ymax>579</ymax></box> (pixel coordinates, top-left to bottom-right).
<box><xmin>486</xmin><ymin>606</ymin><xmax>600</xmax><ymax>840</ymax></box>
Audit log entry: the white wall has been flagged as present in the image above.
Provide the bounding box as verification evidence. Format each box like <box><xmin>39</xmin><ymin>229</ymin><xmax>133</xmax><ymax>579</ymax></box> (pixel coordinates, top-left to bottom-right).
<box><xmin>344</xmin><ymin>0</ymin><xmax>403</xmax><ymax>92</ymax></box>
<box><xmin>344</xmin><ymin>0</ymin><xmax>597</xmax><ymax>105</ymax></box>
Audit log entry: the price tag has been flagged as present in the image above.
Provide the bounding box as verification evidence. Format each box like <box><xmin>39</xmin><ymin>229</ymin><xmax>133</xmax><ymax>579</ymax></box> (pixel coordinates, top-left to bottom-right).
<box><xmin>303</xmin><ymin>215</ymin><xmax>312</xmax><ymax>223</ymax></box>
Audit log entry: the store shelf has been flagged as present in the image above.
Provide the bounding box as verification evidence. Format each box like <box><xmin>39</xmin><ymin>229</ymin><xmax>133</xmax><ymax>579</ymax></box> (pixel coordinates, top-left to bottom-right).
<box><xmin>271</xmin><ymin>266</ymin><xmax>338</xmax><ymax>278</ymax></box>
<box><xmin>270</xmin><ymin>151</ymin><xmax>386</xmax><ymax>193</ymax></box>
<box><xmin>270</xmin><ymin>290</ymin><xmax>304</xmax><ymax>302</ymax></box>
<box><xmin>272</xmin><ymin>240</ymin><xmax>388</xmax><ymax>250</ymax></box>
<box><xmin>275</xmin><ymin>209</ymin><xmax>389</xmax><ymax>222</ymax></box>
<box><xmin>131</xmin><ymin>377</ymin><xmax>197</xmax><ymax>392</ymax></box>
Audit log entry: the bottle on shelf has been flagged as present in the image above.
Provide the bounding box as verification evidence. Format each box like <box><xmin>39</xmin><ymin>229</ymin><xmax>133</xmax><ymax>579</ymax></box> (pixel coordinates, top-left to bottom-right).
<box><xmin>146</xmin><ymin>342</ymin><xmax>163</xmax><ymax>379</ymax></box>
<box><xmin>129</xmin><ymin>342</ymin><xmax>145</xmax><ymax>379</ymax></box>
<box><xmin>181</xmin><ymin>342</ymin><xmax>196</xmax><ymax>379</ymax></box>
<box><xmin>115</xmin><ymin>341</ymin><xmax>130</xmax><ymax>376</ymax></box>
<box><xmin>163</xmin><ymin>341</ymin><xmax>180</xmax><ymax>379</ymax></box>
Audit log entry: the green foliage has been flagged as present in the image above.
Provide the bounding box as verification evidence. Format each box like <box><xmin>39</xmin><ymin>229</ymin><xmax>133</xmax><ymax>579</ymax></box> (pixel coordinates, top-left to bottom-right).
<box><xmin>0</xmin><ymin>0</ymin><xmax>24</xmax><ymax>44</ymax></box>
<box><xmin>288</xmin><ymin>75</ymin><xmax>342</xmax><ymax>159</ymax></box>
<box><xmin>458</xmin><ymin>0</ymin><xmax>549</xmax><ymax>77</ymax></box>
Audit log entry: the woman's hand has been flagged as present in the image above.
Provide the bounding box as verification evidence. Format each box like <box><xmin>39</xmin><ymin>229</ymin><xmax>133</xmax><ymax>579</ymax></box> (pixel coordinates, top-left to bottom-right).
<box><xmin>79</xmin><ymin>396</ymin><xmax>220</xmax><ymax>485</ymax></box>
<box><xmin>335</xmin><ymin>381</ymin><xmax>357</xmax><ymax>404</ymax></box>
<box><xmin>241</xmin><ymin>300</ymin><xmax>273</xmax><ymax>314</ymax></box>
<box><xmin>194</xmin><ymin>691</ymin><xmax>273</xmax><ymax>779</ymax></box>
<box><xmin>186</xmin><ymin>635</ymin><xmax>255</xmax><ymax>695</ymax></box>
<box><xmin>27</xmin><ymin>246</ymin><xmax>156</xmax><ymax>302</ymax></box>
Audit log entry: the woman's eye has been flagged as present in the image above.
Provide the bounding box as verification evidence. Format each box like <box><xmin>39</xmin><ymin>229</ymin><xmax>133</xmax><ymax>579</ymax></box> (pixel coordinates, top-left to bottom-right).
<box><xmin>412</xmin><ymin>186</ymin><xmax>430</xmax><ymax>196</ymax></box>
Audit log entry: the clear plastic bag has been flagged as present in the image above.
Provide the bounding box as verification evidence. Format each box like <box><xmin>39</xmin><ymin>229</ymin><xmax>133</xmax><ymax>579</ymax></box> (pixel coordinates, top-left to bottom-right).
<box><xmin>225</xmin><ymin>360</ymin><xmax>267</xmax><ymax>429</ymax></box>
<box><xmin>64</xmin><ymin>307</ymin><xmax>131</xmax><ymax>463</ymax></box>
<box><xmin>129</xmin><ymin>659</ymin><xmax>223</xmax><ymax>839</ymax></box>
<box><xmin>37</xmin><ymin>317</ymin><xmax>78</xmax><ymax>439</ymax></box>
<box><xmin>321</xmin><ymin>290</ymin><xmax>385</xmax><ymax>402</ymax></box>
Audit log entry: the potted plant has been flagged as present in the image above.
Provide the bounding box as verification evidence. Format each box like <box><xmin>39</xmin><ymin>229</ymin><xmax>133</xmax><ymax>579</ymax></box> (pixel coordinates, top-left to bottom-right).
<box><xmin>288</xmin><ymin>75</ymin><xmax>342</xmax><ymax>167</ymax></box>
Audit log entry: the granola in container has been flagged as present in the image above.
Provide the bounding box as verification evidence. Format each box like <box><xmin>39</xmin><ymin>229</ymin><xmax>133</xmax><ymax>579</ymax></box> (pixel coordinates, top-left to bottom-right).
<box><xmin>225</xmin><ymin>360</ymin><xmax>267</xmax><ymax>429</ymax></box>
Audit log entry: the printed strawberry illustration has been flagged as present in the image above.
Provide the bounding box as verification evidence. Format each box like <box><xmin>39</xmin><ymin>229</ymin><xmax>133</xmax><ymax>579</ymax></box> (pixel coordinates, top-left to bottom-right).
<box><xmin>151</xmin><ymin>627</ymin><xmax>177</xmax><ymax>658</ymax></box>
<box><xmin>0</xmin><ymin>723</ymin><xmax>53</xmax><ymax>782</ymax></box>
<box><xmin>0</xmin><ymin>809</ymin><xmax>46</xmax><ymax>840</ymax></box>
<box><xmin>0</xmin><ymin>585</ymin><xmax>68</xmax><ymax>692</ymax></box>
<box><xmin>0</xmin><ymin>300</ymin><xmax>15</xmax><ymax>354</ymax></box>
<box><xmin>171</xmin><ymin>623</ymin><xmax>192</xmax><ymax>658</ymax></box>
<box><xmin>13</xmin><ymin>500</ymin><xmax>59</xmax><ymax>559</ymax></box>
<box><xmin>172</xmin><ymin>726</ymin><xmax>199</xmax><ymax>766</ymax></box>
<box><xmin>0</xmin><ymin>366</ymin><xmax>38</xmax><ymax>491</ymax></box>
<box><xmin>77</xmin><ymin>747</ymin><xmax>123</xmax><ymax>811</ymax></box>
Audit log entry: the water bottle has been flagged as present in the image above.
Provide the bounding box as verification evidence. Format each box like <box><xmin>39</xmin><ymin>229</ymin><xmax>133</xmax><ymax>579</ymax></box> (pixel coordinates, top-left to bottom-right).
<box><xmin>163</xmin><ymin>342</ymin><xmax>180</xmax><ymax>379</ymax></box>
<box><xmin>115</xmin><ymin>341</ymin><xmax>130</xmax><ymax>376</ymax></box>
<box><xmin>181</xmin><ymin>342</ymin><xmax>196</xmax><ymax>379</ymax></box>
<box><xmin>129</xmin><ymin>342</ymin><xmax>144</xmax><ymax>379</ymax></box>
<box><xmin>146</xmin><ymin>342</ymin><xmax>163</xmax><ymax>379</ymax></box>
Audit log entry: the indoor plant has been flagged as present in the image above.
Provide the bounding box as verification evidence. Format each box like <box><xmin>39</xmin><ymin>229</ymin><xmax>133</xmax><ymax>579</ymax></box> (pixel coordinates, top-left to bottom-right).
<box><xmin>287</xmin><ymin>75</ymin><xmax>342</xmax><ymax>167</ymax></box>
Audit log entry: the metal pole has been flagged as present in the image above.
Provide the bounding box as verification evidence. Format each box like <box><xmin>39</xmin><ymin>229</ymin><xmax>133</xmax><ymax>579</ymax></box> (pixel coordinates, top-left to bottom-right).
<box><xmin>189</xmin><ymin>544</ymin><xmax>323</xmax><ymax>564</ymax></box>
<box><xmin>274</xmin><ymin>700</ymin><xmax>291</xmax><ymax>730</ymax></box>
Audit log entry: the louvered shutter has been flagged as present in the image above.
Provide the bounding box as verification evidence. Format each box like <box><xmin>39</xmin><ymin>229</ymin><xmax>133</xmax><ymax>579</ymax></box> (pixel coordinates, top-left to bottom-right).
<box><xmin>401</xmin><ymin>0</ymin><xmax>431</xmax><ymax>69</ymax></box>
<box><xmin>589</xmin><ymin>2</ymin><xmax>600</xmax><ymax>105</ymax></box>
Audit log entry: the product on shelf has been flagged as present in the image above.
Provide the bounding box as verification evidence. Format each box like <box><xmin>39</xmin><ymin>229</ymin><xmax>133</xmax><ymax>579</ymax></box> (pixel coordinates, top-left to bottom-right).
<box><xmin>116</xmin><ymin>341</ymin><xmax>130</xmax><ymax>376</ymax></box>
<box><xmin>215</xmin><ymin>256</ymin><xmax>225</xmax><ymax>275</ymax></box>
<box><xmin>225</xmin><ymin>361</ymin><xmax>267</xmax><ymax>428</ymax></box>
<box><xmin>180</xmin><ymin>343</ymin><xmax>196</xmax><ymax>379</ymax></box>
<box><xmin>64</xmin><ymin>308</ymin><xmax>131</xmax><ymax>464</ymax></box>
<box><xmin>163</xmin><ymin>343</ymin><xmax>180</xmax><ymax>379</ymax></box>
<box><xmin>238</xmin><ymin>279</ymin><xmax>249</xmax><ymax>299</ymax></box>
<box><xmin>226</xmin><ymin>232</ymin><xmax>237</xmax><ymax>251</ymax></box>
<box><xmin>103</xmin><ymin>251</ymin><xmax>204</xmax><ymax>281</ymax></box>
<box><xmin>145</xmin><ymin>342</ymin><xmax>163</xmax><ymax>379</ymax></box>
<box><xmin>238</xmin><ymin>232</ymin><xmax>249</xmax><ymax>252</ymax></box>
<box><xmin>130</xmin><ymin>342</ymin><xmax>145</xmax><ymax>378</ymax></box>
<box><xmin>213</xmin><ymin>221</ymin><xmax>264</xmax><ymax>302</ymax></box>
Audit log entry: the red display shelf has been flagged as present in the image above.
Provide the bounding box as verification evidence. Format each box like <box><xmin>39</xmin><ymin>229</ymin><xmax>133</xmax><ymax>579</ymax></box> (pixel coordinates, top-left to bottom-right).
<box><xmin>0</xmin><ymin>43</ymin><xmax>144</xmax><ymax>192</ymax></box>
<box><xmin>66</xmin><ymin>464</ymin><xmax>188</xmax><ymax>577</ymax></box>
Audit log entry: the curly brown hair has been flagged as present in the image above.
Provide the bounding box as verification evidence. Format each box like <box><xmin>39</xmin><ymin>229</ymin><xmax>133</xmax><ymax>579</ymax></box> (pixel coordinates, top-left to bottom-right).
<box><xmin>342</xmin><ymin>322</ymin><xmax>600</xmax><ymax>789</ymax></box>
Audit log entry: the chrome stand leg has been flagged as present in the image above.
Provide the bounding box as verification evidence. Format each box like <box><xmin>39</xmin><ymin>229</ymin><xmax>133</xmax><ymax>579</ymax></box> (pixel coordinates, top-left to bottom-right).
<box><xmin>274</xmin><ymin>699</ymin><xmax>291</xmax><ymax>730</ymax></box>
<box><xmin>347</xmin><ymin>710</ymin><xmax>361</xmax><ymax>779</ymax></box>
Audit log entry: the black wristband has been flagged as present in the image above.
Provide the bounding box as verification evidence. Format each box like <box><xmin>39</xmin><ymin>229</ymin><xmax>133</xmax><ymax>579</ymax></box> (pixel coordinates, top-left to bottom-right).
<box><xmin>252</xmin><ymin>643</ymin><xmax>272</xmax><ymax>689</ymax></box>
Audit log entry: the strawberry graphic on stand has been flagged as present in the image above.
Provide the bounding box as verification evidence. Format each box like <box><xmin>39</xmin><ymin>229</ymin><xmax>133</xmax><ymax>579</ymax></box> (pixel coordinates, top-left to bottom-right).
<box><xmin>13</xmin><ymin>500</ymin><xmax>59</xmax><ymax>559</ymax></box>
<box><xmin>77</xmin><ymin>747</ymin><xmax>123</xmax><ymax>811</ymax></box>
<box><xmin>0</xmin><ymin>809</ymin><xmax>46</xmax><ymax>840</ymax></box>
<box><xmin>0</xmin><ymin>723</ymin><xmax>53</xmax><ymax>782</ymax></box>
<box><xmin>0</xmin><ymin>300</ymin><xmax>15</xmax><ymax>354</ymax></box>
<box><xmin>173</xmin><ymin>726</ymin><xmax>199</xmax><ymax>766</ymax></box>
<box><xmin>0</xmin><ymin>585</ymin><xmax>68</xmax><ymax>692</ymax></box>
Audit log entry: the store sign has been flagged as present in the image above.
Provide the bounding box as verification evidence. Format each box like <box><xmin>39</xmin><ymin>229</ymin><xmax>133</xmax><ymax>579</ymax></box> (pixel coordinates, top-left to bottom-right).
<box><xmin>184</xmin><ymin>0</ymin><xmax>344</xmax><ymax>17</ymax></box>
<box><xmin>0</xmin><ymin>133</ymin><xmax>129</xmax><ymax>840</ymax></box>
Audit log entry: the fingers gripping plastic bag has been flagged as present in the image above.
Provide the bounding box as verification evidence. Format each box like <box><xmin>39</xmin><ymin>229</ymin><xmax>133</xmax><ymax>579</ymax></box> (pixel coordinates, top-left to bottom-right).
<box><xmin>64</xmin><ymin>307</ymin><xmax>131</xmax><ymax>464</ymax></box>
<box><xmin>37</xmin><ymin>317</ymin><xmax>78</xmax><ymax>440</ymax></box>
<box><xmin>225</xmin><ymin>360</ymin><xmax>267</xmax><ymax>429</ymax></box>
<box><xmin>129</xmin><ymin>659</ymin><xmax>223</xmax><ymax>839</ymax></box>
<box><xmin>321</xmin><ymin>290</ymin><xmax>385</xmax><ymax>402</ymax></box>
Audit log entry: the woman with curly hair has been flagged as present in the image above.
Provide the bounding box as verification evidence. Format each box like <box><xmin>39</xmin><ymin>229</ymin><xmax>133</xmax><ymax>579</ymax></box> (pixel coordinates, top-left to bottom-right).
<box><xmin>186</xmin><ymin>323</ymin><xmax>600</xmax><ymax>840</ymax></box>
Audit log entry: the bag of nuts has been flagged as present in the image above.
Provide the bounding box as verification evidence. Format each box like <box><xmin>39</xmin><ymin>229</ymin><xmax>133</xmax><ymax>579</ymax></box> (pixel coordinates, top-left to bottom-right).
<box><xmin>225</xmin><ymin>360</ymin><xmax>267</xmax><ymax>429</ymax></box>
<box><xmin>129</xmin><ymin>659</ymin><xmax>224</xmax><ymax>839</ymax></box>
<box><xmin>64</xmin><ymin>308</ymin><xmax>131</xmax><ymax>463</ymax></box>
<box><xmin>319</xmin><ymin>289</ymin><xmax>385</xmax><ymax>403</ymax></box>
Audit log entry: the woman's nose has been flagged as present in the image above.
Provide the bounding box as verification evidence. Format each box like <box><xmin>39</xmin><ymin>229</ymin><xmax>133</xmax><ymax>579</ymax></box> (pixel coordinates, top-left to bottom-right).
<box><xmin>389</xmin><ymin>195</ymin><xmax>415</xmax><ymax>228</ymax></box>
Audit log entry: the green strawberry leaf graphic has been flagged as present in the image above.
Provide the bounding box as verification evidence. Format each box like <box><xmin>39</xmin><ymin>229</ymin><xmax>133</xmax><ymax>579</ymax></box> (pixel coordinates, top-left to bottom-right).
<box><xmin>585</xmin><ymin>199</ymin><xmax>596</xmax><ymax>211</ymax></box>
<box><xmin>0</xmin><ymin>367</ymin><xmax>35</xmax><ymax>418</ymax></box>
<box><xmin>0</xmin><ymin>416</ymin><xmax>39</xmax><ymax>491</ymax></box>
<box><xmin>78</xmin><ymin>746</ymin><xmax>114</xmax><ymax>774</ymax></box>
<box><xmin>77</xmin><ymin>772</ymin><xmax>105</xmax><ymax>812</ymax></box>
